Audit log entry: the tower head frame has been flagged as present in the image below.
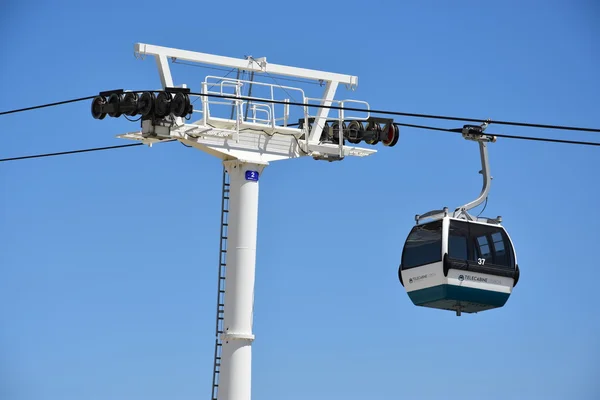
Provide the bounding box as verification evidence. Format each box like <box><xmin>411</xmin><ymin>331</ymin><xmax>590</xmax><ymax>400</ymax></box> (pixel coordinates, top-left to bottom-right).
<box><xmin>101</xmin><ymin>43</ymin><xmax>400</xmax><ymax>164</ymax></box>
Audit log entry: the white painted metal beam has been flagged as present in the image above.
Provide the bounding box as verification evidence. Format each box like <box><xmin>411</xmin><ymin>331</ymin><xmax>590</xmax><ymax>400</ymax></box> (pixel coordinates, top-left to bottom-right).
<box><xmin>134</xmin><ymin>43</ymin><xmax>358</xmax><ymax>87</ymax></box>
<box><xmin>155</xmin><ymin>54</ymin><xmax>174</xmax><ymax>88</ymax></box>
<box><xmin>307</xmin><ymin>81</ymin><xmax>338</xmax><ymax>143</ymax></box>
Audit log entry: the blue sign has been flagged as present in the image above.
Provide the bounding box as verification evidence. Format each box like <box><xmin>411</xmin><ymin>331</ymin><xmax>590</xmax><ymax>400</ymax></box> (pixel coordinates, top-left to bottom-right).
<box><xmin>245</xmin><ymin>170</ymin><xmax>259</xmax><ymax>182</ymax></box>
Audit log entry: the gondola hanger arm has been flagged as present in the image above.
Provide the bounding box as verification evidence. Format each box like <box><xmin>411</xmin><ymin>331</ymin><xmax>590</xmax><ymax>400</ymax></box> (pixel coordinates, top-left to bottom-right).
<box><xmin>453</xmin><ymin>120</ymin><xmax>497</xmax><ymax>221</ymax></box>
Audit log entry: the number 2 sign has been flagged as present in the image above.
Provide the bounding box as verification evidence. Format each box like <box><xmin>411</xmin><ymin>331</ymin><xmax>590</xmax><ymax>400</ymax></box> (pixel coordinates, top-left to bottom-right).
<box><xmin>245</xmin><ymin>170</ymin><xmax>259</xmax><ymax>182</ymax></box>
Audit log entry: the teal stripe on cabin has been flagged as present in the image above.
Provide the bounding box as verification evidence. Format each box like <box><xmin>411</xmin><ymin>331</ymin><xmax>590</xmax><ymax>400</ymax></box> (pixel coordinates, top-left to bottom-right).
<box><xmin>408</xmin><ymin>284</ymin><xmax>510</xmax><ymax>313</ymax></box>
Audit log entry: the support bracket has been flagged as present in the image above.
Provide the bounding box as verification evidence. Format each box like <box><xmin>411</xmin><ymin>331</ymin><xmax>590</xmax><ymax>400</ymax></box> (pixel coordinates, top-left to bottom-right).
<box><xmin>453</xmin><ymin>121</ymin><xmax>498</xmax><ymax>222</ymax></box>
<box><xmin>414</xmin><ymin>120</ymin><xmax>503</xmax><ymax>226</ymax></box>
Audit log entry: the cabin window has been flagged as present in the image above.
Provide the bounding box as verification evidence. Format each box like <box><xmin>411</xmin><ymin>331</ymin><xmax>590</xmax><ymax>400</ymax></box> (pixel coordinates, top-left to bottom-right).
<box><xmin>401</xmin><ymin>219</ymin><xmax>443</xmax><ymax>270</ymax></box>
<box><xmin>491</xmin><ymin>231</ymin><xmax>509</xmax><ymax>266</ymax></box>
<box><xmin>476</xmin><ymin>235</ymin><xmax>492</xmax><ymax>259</ymax></box>
<box><xmin>448</xmin><ymin>221</ymin><xmax>469</xmax><ymax>260</ymax></box>
<box><xmin>491</xmin><ymin>232</ymin><xmax>505</xmax><ymax>253</ymax></box>
<box><xmin>448</xmin><ymin>220</ymin><xmax>514</xmax><ymax>269</ymax></box>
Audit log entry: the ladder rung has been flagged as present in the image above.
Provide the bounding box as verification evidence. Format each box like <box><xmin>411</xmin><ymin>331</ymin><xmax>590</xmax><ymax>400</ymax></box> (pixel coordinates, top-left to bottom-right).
<box><xmin>213</xmin><ymin>170</ymin><xmax>230</xmax><ymax>400</ymax></box>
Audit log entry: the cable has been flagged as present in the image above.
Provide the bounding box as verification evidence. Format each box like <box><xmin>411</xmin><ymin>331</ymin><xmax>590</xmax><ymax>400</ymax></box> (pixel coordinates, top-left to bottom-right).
<box><xmin>488</xmin><ymin>132</ymin><xmax>600</xmax><ymax>146</ymax></box>
<box><xmin>185</xmin><ymin>92</ymin><xmax>600</xmax><ymax>133</ymax></box>
<box><xmin>394</xmin><ymin>122</ymin><xmax>600</xmax><ymax>146</ymax></box>
<box><xmin>1</xmin><ymin>90</ymin><xmax>599</xmax><ymax>164</ymax></box>
<box><xmin>3</xmin><ymin>119</ymin><xmax>599</xmax><ymax>164</ymax></box>
<box><xmin>0</xmin><ymin>95</ymin><xmax>97</xmax><ymax>116</ymax></box>
<box><xmin>2</xmin><ymin>91</ymin><xmax>599</xmax><ymax>134</ymax></box>
<box><xmin>0</xmin><ymin>142</ymin><xmax>144</xmax><ymax>162</ymax></box>
<box><xmin>476</xmin><ymin>197</ymin><xmax>488</xmax><ymax>218</ymax></box>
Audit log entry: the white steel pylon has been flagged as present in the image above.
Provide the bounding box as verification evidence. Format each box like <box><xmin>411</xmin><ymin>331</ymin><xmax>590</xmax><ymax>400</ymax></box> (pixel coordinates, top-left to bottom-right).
<box><xmin>93</xmin><ymin>42</ymin><xmax>399</xmax><ymax>400</ymax></box>
<box><xmin>216</xmin><ymin>159</ymin><xmax>263</xmax><ymax>400</ymax></box>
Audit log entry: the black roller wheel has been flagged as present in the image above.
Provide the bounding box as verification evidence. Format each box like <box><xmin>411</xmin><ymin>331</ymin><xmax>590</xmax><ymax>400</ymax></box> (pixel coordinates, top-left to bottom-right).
<box><xmin>91</xmin><ymin>96</ymin><xmax>107</xmax><ymax>120</ymax></box>
<box><xmin>347</xmin><ymin>120</ymin><xmax>363</xmax><ymax>144</ymax></box>
<box><xmin>138</xmin><ymin>92</ymin><xmax>155</xmax><ymax>117</ymax></box>
<box><xmin>320</xmin><ymin>122</ymin><xmax>330</xmax><ymax>141</ymax></box>
<box><xmin>122</xmin><ymin>92</ymin><xmax>139</xmax><ymax>116</ymax></box>
<box><xmin>331</xmin><ymin>121</ymin><xmax>347</xmax><ymax>144</ymax></box>
<box><xmin>170</xmin><ymin>92</ymin><xmax>191</xmax><ymax>117</ymax></box>
<box><xmin>155</xmin><ymin>91</ymin><xmax>172</xmax><ymax>118</ymax></box>
<box><xmin>365</xmin><ymin>121</ymin><xmax>381</xmax><ymax>145</ymax></box>
<box><xmin>108</xmin><ymin>93</ymin><xmax>122</xmax><ymax>118</ymax></box>
<box><xmin>382</xmin><ymin>123</ymin><xmax>399</xmax><ymax>147</ymax></box>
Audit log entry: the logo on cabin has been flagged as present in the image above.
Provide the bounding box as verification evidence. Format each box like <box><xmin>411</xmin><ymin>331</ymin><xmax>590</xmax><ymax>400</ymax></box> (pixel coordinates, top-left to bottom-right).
<box><xmin>458</xmin><ymin>274</ymin><xmax>489</xmax><ymax>283</ymax></box>
<box><xmin>408</xmin><ymin>273</ymin><xmax>434</xmax><ymax>284</ymax></box>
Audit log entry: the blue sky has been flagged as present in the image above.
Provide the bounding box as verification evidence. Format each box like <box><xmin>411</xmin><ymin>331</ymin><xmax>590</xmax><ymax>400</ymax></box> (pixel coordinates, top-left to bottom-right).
<box><xmin>1</xmin><ymin>1</ymin><xmax>599</xmax><ymax>399</ymax></box>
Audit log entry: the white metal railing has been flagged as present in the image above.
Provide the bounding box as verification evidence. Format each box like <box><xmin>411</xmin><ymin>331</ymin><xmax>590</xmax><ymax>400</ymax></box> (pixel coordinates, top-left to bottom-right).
<box><xmin>304</xmin><ymin>97</ymin><xmax>371</xmax><ymax>122</ymax></box>
<box><xmin>187</xmin><ymin>74</ymin><xmax>371</xmax><ymax>152</ymax></box>
<box><xmin>190</xmin><ymin>76</ymin><xmax>307</xmax><ymax>129</ymax></box>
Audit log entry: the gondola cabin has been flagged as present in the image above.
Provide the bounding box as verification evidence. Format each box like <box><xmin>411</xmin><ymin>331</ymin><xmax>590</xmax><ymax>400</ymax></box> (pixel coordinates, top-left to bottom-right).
<box><xmin>398</xmin><ymin>216</ymin><xmax>520</xmax><ymax>315</ymax></box>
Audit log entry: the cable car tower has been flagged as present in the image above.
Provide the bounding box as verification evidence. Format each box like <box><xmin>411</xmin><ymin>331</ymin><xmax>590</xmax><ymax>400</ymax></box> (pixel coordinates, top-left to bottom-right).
<box><xmin>90</xmin><ymin>43</ymin><xmax>399</xmax><ymax>400</ymax></box>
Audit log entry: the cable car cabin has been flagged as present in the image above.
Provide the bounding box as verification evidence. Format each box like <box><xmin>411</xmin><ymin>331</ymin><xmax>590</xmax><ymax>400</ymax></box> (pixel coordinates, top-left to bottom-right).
<box><xmin>398</xmin><ymin>216</ymin><xmax>520</xmax><ymax>315</ymax></box>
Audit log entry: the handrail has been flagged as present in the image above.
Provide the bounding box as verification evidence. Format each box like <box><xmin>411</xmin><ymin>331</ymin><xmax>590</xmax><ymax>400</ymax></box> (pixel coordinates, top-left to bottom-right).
<box><xmin>187</xmin><ymin>74</ymin><xmax>374</xmax><ymax>141</ymax></box>
<box><xmin>201</xmin><ymin>75</ymin><xmax>308</xmax><ymax>130</ymax></box>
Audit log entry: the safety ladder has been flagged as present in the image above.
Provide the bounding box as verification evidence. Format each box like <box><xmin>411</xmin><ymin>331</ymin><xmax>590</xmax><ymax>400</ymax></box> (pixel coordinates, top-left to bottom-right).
<box><xmin>211</xmin><ymin>166</ymin><xmax>229</xmax><ymax>400</ymax></box>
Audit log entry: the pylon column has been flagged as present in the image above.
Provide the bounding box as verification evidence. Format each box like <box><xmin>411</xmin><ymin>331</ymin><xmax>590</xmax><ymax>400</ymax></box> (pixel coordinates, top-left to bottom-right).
<box><xmin>217</xmin><ymin>159</ymin><xmax>265</xmax><ymax>400</ymax></box>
